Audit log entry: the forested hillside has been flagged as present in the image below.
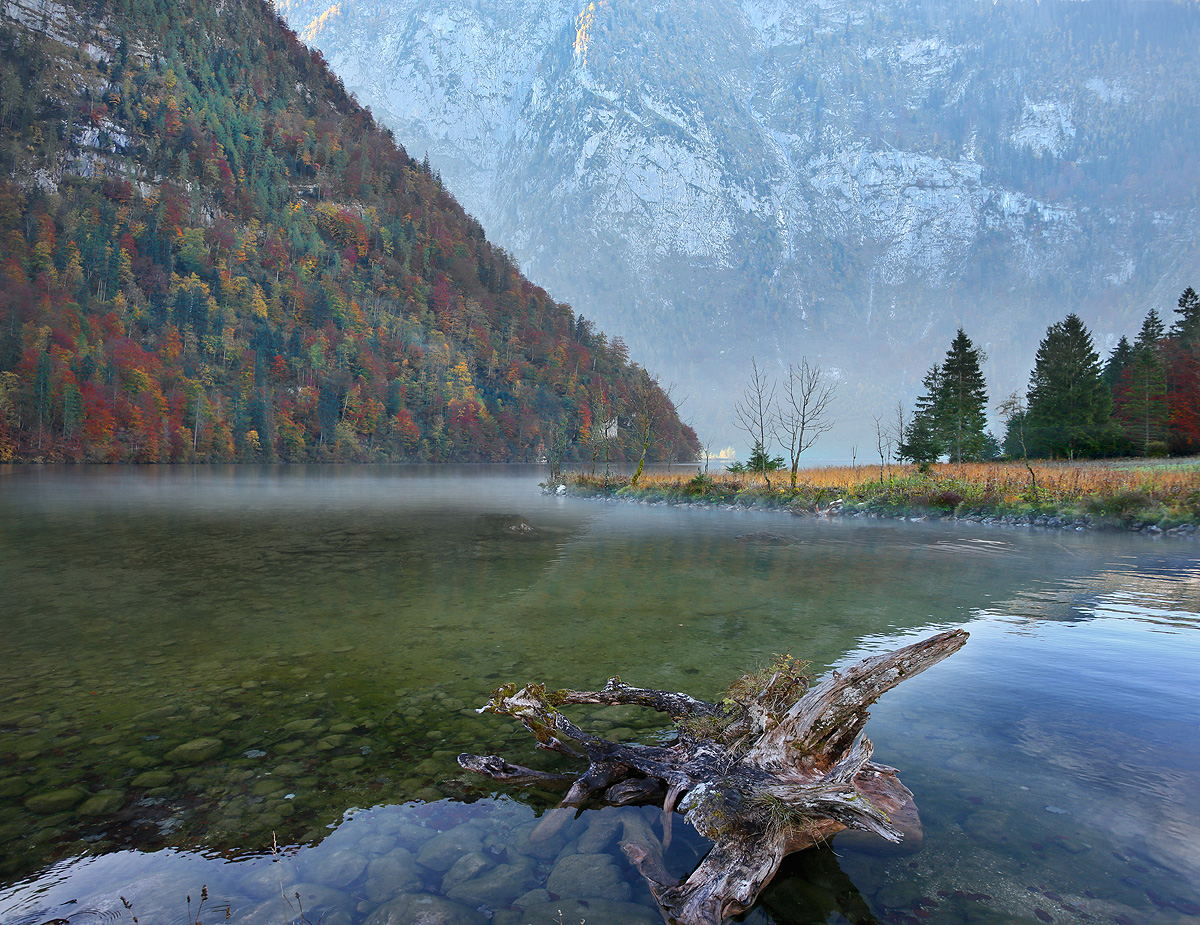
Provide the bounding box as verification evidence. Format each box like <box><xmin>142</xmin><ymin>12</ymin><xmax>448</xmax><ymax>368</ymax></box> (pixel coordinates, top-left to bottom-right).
<box><xmin>0</xmin><ymin>0</ymin><xmax>698</xmax><ymax>464</ymax></box>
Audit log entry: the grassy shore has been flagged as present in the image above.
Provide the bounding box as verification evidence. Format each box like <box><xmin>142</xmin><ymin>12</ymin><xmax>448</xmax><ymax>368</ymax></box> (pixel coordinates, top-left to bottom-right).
<box><xmin>564</xmin><ymin>459</ymin><xmax>1200</xmax><ymax>533</ymax></box>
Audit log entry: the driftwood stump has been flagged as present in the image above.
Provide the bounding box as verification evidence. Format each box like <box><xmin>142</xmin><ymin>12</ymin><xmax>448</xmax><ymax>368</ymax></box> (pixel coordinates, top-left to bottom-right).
<box><xmin>459</xmin><ymin>629</ymin><xmax>967</xmax><ymax>925</ymax></box>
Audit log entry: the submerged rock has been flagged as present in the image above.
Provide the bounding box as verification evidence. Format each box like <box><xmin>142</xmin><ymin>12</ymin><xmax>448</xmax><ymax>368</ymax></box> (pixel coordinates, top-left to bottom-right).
<box><xmin>476</xmin><ymin>514</ymin><xmax>540</xmax><ymax>539</ymax></box>
<box><xmin>963</xmin><ymin>809</ymin><xmax>1012</xmax><ymax>841</ymax></box>
<box><xmin>546</xmin><ymin>852</ymin><xmax>632</xmax><ymax>902</ymax></box>
<box><xmin>573</xmin><ymin>811</ymin><xmax>623</xmax><ymax>854</ymax></box>
<box><xmin>24</xmin><ymin>787</ymin><xmax>89</xmax><ymax>814</ymax></box>
<box><xmin>503</xmin><ymin>820</ymin><xmax>566</xmax><ymax>860</ymax></box>
<box><xmin>0</xmin><ymin>776</ymin><xmax>31</xmax><ymax>798</ymax></box>
<box><xmin>78</xmin><ymin>790</ymin><xmax>126</xmax><ymax>816</ymax></box>
<box><xmin>415</xmin><ymin>824</ymin><xmax>485</xmax><ymax>872</ymax></box>
<box><xmin>234</xmin><ymin>882</ymin><xmax>353</xmax><ymax>925</ymax></box>
<box><xmin>497</xmin><ymin>898</ymin><xmax>659</xmax><ymax>925</ymax></box>
<box><xmin>439</xmin><ymin>851</ymin><xmax>494</xmax><ymax>892</ymax></box>
<box><xmin>306</xmin><ymin>847</ymin><xmax>368</xmax><ymax>889</ymax></box>
<box><xmin>240</xmin><ymin>858</ymin><xmax>301</xmax><ymax>899</ymax></box>
<box><xmin>362</xmin><ymin>892</ymin><xmax>487</xmax><ymax>925</ymax></box>
<box><xmin>165</xmin><ymin>737</ymin><xmax>224</xmax><ymax>763</ymax></box>
<box><xmin>130</xmin><ymin>770</ymin><xmax>174</xmax><ymax>788</ymax></box>
<box><xmin>363</xmin><ymin>849</ymin><xmax>422</xmax><ymax>903</ymax></box>
<box><xmin>444</xmin><ymin>860</ymin><xmax>535</xmax><ymax>908</ymax></box>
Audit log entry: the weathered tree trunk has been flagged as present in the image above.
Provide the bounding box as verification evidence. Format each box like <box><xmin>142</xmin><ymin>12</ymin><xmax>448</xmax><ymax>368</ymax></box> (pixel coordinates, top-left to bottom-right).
<box><xmin>459</xmin><ymin>629</ymin><xmax>967</xmax><ymax>925</ymax></box>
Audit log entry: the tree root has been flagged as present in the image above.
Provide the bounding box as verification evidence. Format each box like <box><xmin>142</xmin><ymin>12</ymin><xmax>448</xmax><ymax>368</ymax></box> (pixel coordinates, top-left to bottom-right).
<box><xmin>459</xmin><ymin>629</ymin><xmax>967</xmax><ymax>925</ymax></box>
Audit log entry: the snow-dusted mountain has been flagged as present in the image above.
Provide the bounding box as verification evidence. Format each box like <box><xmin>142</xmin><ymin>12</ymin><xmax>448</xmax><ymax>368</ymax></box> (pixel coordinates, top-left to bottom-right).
<box><xmin>279</xmin><ymin>0</ymin><xmax>1200</xmax><ymax>451</ymax></box>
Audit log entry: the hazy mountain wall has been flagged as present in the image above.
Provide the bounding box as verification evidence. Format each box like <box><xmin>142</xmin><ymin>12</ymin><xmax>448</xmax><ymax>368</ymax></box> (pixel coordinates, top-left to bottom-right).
<box><xmin>280</xmin><ymin>0</ymin><xmax>1200</xmax><ymax>454</ymax></box>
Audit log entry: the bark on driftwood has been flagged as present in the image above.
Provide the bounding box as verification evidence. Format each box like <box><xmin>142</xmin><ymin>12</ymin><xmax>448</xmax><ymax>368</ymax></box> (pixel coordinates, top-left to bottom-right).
<box><xmin>458</xmin><ymin>629</ymin><xmax>967</xmax><ymax>925</ymax></box>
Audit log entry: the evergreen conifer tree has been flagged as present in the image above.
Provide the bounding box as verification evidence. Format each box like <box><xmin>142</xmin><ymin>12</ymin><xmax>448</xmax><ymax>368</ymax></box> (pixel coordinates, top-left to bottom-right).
<box><xmin>935</xmin><ymin>329</ymin><xmax>989</xmax><ymax>462</ymax></box>
<box><xmin>1114</xmin><ymin>309</ymin><xmax>1169</xmax><ymax>454</ymax></box>
<box><xmin>1171</xmin><ymin>286</ymin><xmax>1200</xmax><ymax>350</ymax></box>
<box><xmin>1135</xmin><ymin>308</ymin><xmax>1165</xmax><ymax>351</ymax></box>
<box><xmin>1103</xmin><ymin>336</ymin><xmax>1135</xmax><ymax>388</ymax></box>
<box><xmin>898</xmin><ymin>330</ymin><xmax>990</xmax><ymax>463</ymax></box>
<box><xmin>1025</xmin><ymin>313</ymin><xmax>1114</xmax><ymax>457</ymax></box>
<box><xmin>898</xmin><ymin>364</ymin><xmax>943</xmax><ymax>464</ymax></box>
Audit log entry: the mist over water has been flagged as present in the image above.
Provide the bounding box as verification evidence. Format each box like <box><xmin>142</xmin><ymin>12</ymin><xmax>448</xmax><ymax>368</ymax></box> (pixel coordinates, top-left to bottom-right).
<box><xmin>1</xmin><ymin>466</ymin><xmax>1197</xmax><ymax>925</ymax></box>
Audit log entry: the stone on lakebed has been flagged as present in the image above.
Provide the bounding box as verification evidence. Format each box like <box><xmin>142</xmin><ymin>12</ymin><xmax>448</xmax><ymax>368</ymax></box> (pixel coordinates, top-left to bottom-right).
<box><xmin>24</xmin><ymin>787</ymin><xmax>89</xmax><ymax>814</ymax></box>
<box><xmin>363</xmin><ymin>893</ymin><xmax>487</xmax><ymax>925</ymax></box>
<box><xmin>165</xmin><ymin>737</ymin><xmax>224</xmax><ymax>763</ymax></box>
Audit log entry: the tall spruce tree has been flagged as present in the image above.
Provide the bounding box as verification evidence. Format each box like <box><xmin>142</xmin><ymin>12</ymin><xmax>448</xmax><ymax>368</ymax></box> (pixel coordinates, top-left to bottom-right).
<box><xmin>1171</xmin><ymin>286</ymin><xmax>1200</xmax><ymax>350</ymax></box>
<box><xmin>1165</xmin><ymin>286</ymin><xmax>1200</xmax><ymax>453</ymax></box>
<box><xmin>898</xmin><ymin>364</ymin><xmax>944</xmax><ymax>464</ymax></box>
<box><xmin>898</xmin><ymin>329</ymin><xmax>989</xmax><ymax>463</ymax></box>
<box><xmin>1103</xmin><ymin>336</ymin><xmax>1135</xmax><ymax>388</ymax></box>
<box><xmin>1114</xmin><ymin>309</ymin><xmax>1169</xmax><ymax>454</ymax></box>
<box><xmin>1025</xmin><ymin>313</ymin><xmax>1115</xmax><ymax>457</ymax></box>
<box><xmin>936</xmin><ymin>329</ymin><xmax>990</xmax><ymax>462</ymax></box>
<box><xmin>1135</xmin><ymin>308</ymin><xmax>1166</xmax><ymax>351</ymax></box>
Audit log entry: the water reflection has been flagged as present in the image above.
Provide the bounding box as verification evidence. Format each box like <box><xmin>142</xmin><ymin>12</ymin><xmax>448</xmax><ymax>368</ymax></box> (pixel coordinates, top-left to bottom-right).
<box><xmin>1</xmin><ymin>467</ymin><xmax>1199</xmax><ymax>924</ymax></box>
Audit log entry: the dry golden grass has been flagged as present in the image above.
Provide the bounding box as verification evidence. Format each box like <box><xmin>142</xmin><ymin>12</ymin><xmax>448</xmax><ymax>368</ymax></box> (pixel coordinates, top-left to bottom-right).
<box><xmin>570</xmin><ymin>458</ymin><xmax>1200</xmax><ymax>525</ymax></box>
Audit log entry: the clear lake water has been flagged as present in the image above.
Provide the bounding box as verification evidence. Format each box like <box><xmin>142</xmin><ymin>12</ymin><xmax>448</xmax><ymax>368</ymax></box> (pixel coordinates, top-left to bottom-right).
<box><xmin>0</xmin><ymin>465</ymin><xmax>1198</xmax><ymax>925</ymax></box>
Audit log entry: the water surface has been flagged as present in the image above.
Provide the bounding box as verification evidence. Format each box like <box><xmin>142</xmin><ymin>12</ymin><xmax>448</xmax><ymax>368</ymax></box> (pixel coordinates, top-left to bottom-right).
<box><xmin>1</xmin><ymin>466</ymin><xmax>1197</xmax><ymax>925</ymax></box>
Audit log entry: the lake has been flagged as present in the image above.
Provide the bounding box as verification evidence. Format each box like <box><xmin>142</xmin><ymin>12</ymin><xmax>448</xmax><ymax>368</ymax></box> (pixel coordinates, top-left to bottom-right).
<box><xmin>0</xmin><ymin>466</ymin><xmax>1197</xmax><ymax>925</ymax></box>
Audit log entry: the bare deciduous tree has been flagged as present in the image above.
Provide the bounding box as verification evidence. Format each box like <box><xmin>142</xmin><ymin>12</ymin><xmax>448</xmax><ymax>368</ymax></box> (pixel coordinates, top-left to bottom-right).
<box><xmin>629</xmin><ymin>372</ymin><xmax>677</xmax><ymax>487</ymax></box>
<box><xmin>778</xmin><ymin>358</ymin><xmax>837</xmax><ymax>489</ymax></box>
<box><xmin>998</xmin><ymin>391</ymin><xmax>1037</xmax><ymax>500</ymax></box>
<box><xmin>733</xmin><ymin>357</ymin><xmax>778</xmax><ymax>487</ymax></box>
<box><xmin>873</xmin><ymin>412</ymin><xmax>895</xmax><ymax>483</ymax></box>
<box><xmin>892</xmin><ymin>400</ymin><xmax>907</xmax><ymax>464</ymax></box>
<box><xmin>585</xmin><ymin>391</ymin><xmax>617</xmax><ymax>481</ymax></box>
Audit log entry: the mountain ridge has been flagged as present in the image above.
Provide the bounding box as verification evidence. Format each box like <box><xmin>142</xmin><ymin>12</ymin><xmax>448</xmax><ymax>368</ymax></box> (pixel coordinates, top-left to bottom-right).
<box><xmin>281</xmin><ymin>0</ymin><xmax>1200</xmax><ymax>450</ymax></box>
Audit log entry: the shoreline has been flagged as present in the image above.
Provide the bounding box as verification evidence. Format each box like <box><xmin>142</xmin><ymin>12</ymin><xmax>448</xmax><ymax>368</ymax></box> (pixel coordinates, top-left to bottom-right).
<box><xmin>557</xmin><ymin>462</ymin><xmax>1200</xmax><ymax>538</ymax></box>
<box><xmin>564</xmin><ymin>488</ymin><xmax>1198</xmax><ymax>537</ymax></box>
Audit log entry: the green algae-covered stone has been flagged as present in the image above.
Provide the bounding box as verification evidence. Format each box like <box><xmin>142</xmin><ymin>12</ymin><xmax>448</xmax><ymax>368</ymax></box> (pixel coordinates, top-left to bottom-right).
<box><xmin>78</xmin><ymin>790</ymin><xmax>126</xmax><ymax>816</ymax></box>
<box><xmin>24</xmin><ymin>787</ymin><xmax>88</xmax><ymax>814</ymax></box>
<box><xmin>131</xmin><ymin>770</ymin><xmax>174</xmax><ymax>788</ymax></box>
<box><xmin>165</xmin><ymin>737</ymin><xmax>224</xmax><ymax>763</ymax></box>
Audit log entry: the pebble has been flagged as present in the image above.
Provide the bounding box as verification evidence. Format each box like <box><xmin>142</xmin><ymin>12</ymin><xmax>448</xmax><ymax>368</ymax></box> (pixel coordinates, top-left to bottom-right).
<box><xmin>78</xmin><ymin>790</ymin><xmax>126</xmax><ymax>815</ymax></box>
<box><xmin>0</xmin><ymin>777</ymin><xmax>31</xmax><ymax>798</ymax></box>
<box><xmin>165</xmin><ymin>737</ymin><xmax>224</xmax><ymax>763</ymax></box>
<box><xmin>130</xmin><ymin>770</ymin><xmax>174</xmax><ymax>788</ymax></box>
<box><xmin>24</xmin><ymin>787</ymin><xmax>89</xmax><ymax>814</ymax></box>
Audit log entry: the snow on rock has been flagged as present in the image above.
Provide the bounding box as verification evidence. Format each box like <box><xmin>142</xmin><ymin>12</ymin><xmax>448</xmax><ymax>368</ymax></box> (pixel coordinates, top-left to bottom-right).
<box><xmin>1011</xmin><ymin>99</ymin><xmax>1076</xmax><ymax>158</ymax></box>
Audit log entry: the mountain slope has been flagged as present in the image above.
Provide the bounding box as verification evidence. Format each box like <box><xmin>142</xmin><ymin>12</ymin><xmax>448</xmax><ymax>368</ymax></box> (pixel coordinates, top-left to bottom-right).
<box><xmin>0</xmin><ymin>0</ymin><xmax>697</xmax><ymax>464</ymax></box>
<box><xmin>281</xmin><ymin>0</ymin><xmax>1200</xmax><ymax>450</ymax></box>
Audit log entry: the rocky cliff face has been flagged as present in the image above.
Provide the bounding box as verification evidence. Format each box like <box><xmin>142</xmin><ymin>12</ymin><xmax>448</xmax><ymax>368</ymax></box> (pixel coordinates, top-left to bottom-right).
<box><xmin>280</xmin><ymin>0</ymin><xmax>1200</xmax><ymax>449</ymax></box>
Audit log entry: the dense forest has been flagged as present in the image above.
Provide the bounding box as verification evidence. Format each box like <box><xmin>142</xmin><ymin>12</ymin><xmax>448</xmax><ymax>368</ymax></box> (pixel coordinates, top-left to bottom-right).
<box><xmin>896</xmin><ymin>288</ymin><xmax>1200</xmax><ymax>462</ymax></box>
<box><xmin>0</xmin><ymin>0</ymin><xmax>698</xmax><ymax>464</ymax></box>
